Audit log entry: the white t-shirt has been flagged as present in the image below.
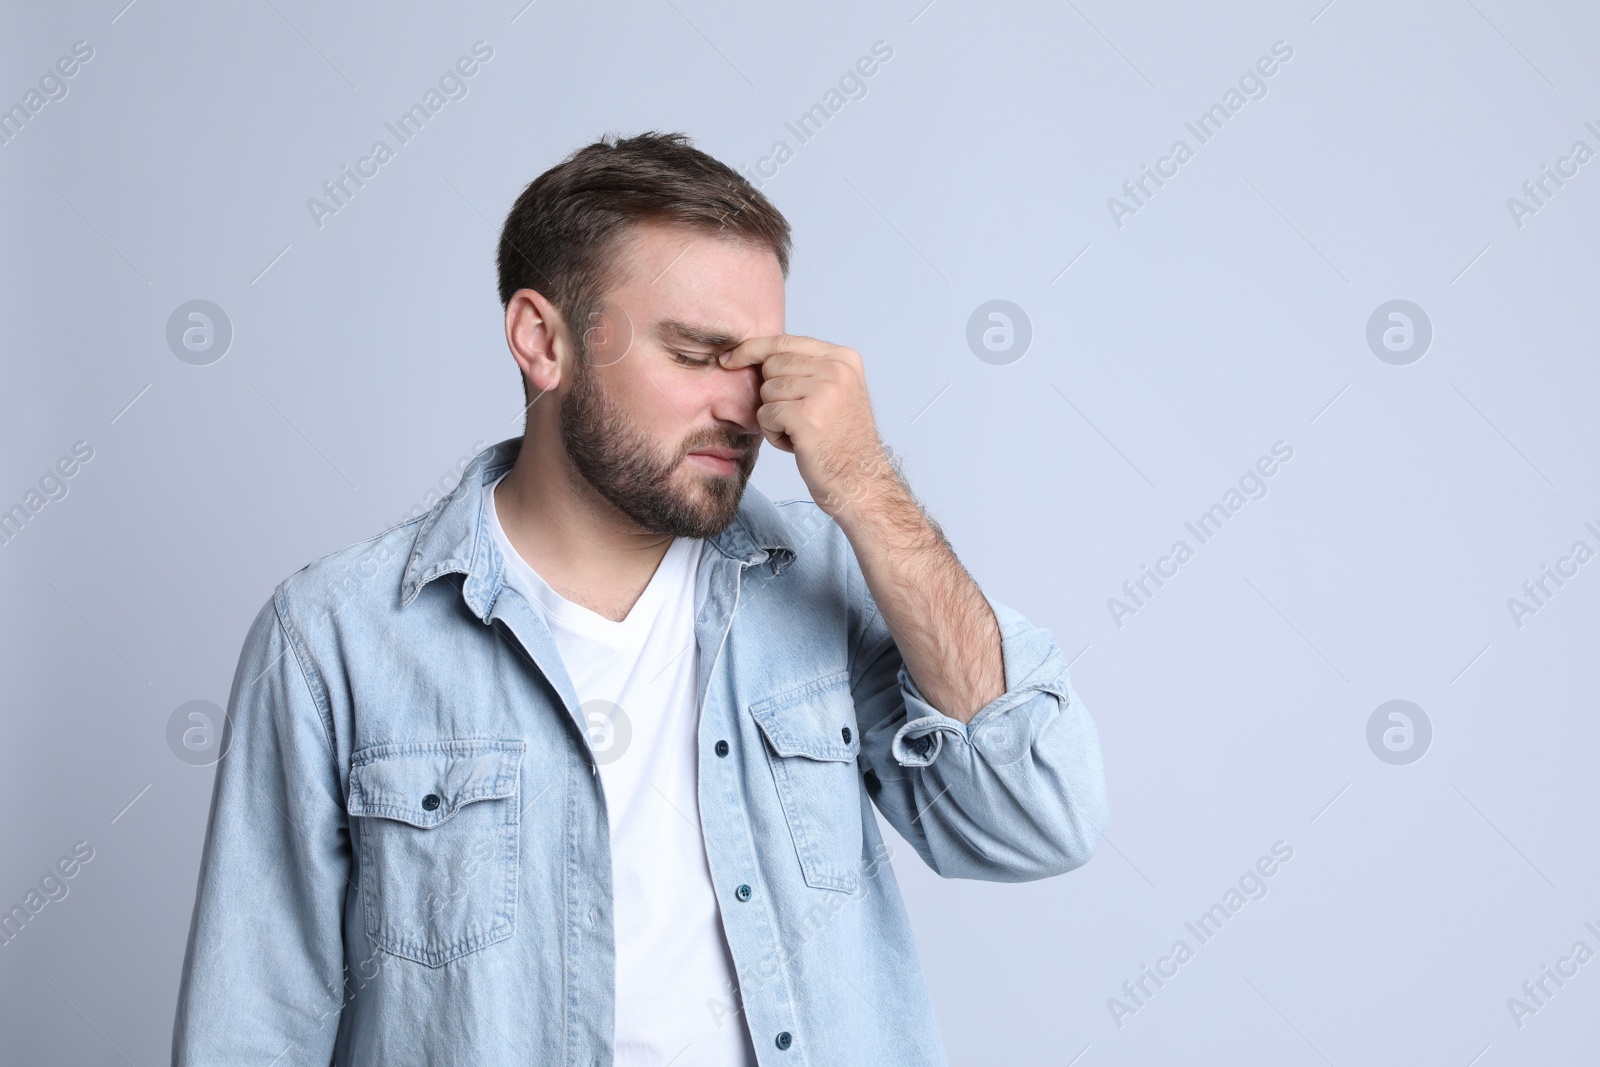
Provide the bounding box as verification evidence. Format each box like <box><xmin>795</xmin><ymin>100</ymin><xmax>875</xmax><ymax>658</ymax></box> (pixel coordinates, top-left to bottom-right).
<box><xmin>485</xmin><ymin>477</ymin><xmax>756</xmax><ymax>1067</ymax></box>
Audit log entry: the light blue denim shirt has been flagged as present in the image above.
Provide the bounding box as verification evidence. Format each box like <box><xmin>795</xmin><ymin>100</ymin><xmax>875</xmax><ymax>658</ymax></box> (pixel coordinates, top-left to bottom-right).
<box><xmin>173</xmin><ymin>436</ymin><xmax>1108</xmax><ymax>1066</ymax></box>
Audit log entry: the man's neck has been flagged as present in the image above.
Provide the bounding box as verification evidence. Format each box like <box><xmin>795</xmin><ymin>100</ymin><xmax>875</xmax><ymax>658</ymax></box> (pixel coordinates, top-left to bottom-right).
<box><xmin>493</xmin><ymin>430</ymin><xmax>675</xmax><ymax>623</ymax></box>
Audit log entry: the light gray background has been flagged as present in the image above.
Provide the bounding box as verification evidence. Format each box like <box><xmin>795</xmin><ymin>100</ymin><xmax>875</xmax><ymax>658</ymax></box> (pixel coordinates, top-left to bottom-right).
<box><xmin>3</xmin><ymin>0</ymin><xmax>1597</xmax><ymax>1063</ymax></box>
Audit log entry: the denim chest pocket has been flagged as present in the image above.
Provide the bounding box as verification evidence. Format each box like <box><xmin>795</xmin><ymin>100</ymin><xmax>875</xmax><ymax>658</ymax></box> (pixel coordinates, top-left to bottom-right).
<box><xmin>346</xmin><ymin>739</ymin><xmax>523</xmax><ymax>967</ymax></box>
<box><xmin>749</xmin><ymin>672</ymin><xmax>863</xmax><ymax>893</ymax></box>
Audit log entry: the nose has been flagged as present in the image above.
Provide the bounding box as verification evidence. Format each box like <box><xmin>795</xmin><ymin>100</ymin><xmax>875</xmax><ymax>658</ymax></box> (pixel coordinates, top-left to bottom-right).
<box><xmin>712</xmin><ymin>361</ymin><xmax>763</xmax><ymax>436</ymax></box>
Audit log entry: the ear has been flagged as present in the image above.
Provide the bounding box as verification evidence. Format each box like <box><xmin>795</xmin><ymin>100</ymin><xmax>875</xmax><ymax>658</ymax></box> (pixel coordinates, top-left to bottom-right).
<box><xmin>505</xmin><ymin>289</ymin><xmax>573</xmax><ymax>395</ymax></box>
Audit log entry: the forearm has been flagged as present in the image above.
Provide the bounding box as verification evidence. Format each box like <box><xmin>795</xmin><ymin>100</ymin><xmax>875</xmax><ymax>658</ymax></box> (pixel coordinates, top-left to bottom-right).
<box><xmin>829</xmin><ymin>454</ymin><xmax>1004</xmax><ymax>723</ymax></box>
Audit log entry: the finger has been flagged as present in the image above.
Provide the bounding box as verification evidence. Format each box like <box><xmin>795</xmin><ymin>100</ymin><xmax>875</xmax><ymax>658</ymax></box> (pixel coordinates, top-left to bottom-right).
<box><xmin>756</xmin><ymin>399</ymin><xmax>792</xmax><ymax>442</ymax></box>
<box><xmin>758</xmin><ymin>375</ymin><xmax>814</xmax><ymax>404</ymax></box>
<box><xmin>721</xmin><ymin>333</ymin><xmax>831</xmax><ymax>370</ymax></box>
<box><xmin>753</xmin><ymin>350</ymin><xmax>824</xmax><ymax>381</ymax></box>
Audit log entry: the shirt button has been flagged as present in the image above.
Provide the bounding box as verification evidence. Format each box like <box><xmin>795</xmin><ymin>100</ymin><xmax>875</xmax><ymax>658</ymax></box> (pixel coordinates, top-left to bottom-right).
<box><xmin>421</xmin><ymin>794</ymin><xmax>441</xmax><ymax>811</ymax></box>
<box><xmin>775</xmin><ymin>1031</ymin><xmax>792</xmax><ymax>1050</ymax></box>
<box><xmin>735</xmin><ymin>884</ymin><xmax>752</xmax><ymax>902</ymax></box>
<box><xmin>840</xmin><ymin>726</ymin><xmax>852</xmax><ymax>744</ymax></box>
<box><xmin>715</xmin><ymin>739</ymin><xmax>730</xmax><ymax>757</ymax></box>
<box><xmin>588</xmin><ymin>906</ymin><xmax>601</xmax><ymax>926</ymax></box>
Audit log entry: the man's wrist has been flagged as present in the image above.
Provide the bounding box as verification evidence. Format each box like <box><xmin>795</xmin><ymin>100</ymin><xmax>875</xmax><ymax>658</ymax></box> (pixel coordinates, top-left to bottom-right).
<box><xmin>820</xmin><ymin>445</ymin><xmax>936</xmax><ymax>548</ymax></box>
<box><xmin>830</xmin><ymin>469</ymin><xmax>931</xmax><ymax>552</ymax></box>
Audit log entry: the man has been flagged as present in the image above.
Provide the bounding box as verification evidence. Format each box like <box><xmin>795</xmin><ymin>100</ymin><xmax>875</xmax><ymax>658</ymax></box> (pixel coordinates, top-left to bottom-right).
<box><xmin>174</xmin><ymin>131</ymin><xmax>1108</xmax><ymax>1066</ymax></box>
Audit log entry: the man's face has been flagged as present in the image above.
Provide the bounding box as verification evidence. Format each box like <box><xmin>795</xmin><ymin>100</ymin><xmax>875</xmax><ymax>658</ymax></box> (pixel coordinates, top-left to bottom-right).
<box><xmin>558</xmin><ymin>220</ymin><xmax>785</xmax><ymax>540</ymax></box>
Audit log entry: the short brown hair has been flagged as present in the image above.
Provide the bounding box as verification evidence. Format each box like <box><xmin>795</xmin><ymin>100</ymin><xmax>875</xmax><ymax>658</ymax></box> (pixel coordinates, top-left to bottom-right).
<box><xmin>497</xmin><ymin>131</ymin><xmax>792</xmax><ymax>377</ymax></box>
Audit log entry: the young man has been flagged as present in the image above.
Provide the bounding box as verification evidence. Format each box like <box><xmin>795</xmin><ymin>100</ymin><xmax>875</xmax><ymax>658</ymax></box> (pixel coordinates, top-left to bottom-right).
<box><xmin>173</xmin><ymin>132</ymin><xmax>1108</xmax><ymax>1066</ymax></box>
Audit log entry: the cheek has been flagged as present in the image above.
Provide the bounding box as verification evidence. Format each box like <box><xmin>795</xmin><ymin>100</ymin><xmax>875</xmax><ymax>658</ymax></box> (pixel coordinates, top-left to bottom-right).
<box><xmin>602</xmin><ymin>365</ymin><xmax>700</xmax><ymax>443</ymax></box>
<box><xmin>586</xmin><ymin>313</ymin><xmax>636</xmax><ymax>366</ymax></box>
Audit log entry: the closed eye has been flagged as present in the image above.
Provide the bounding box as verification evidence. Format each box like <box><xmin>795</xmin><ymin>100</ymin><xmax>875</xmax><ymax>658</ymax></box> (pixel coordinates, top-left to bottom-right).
<box><xmin>670</xmin><ymin>350</ymin><xmax>717</xmax><ymax>367</ymax></box>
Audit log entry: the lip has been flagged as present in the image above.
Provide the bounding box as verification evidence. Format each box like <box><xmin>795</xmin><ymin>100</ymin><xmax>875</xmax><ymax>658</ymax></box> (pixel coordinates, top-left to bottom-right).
<box><xmin>685</xmin><ymin>447</ymin><xmax>744</xmax><ymax>475</ymax></box>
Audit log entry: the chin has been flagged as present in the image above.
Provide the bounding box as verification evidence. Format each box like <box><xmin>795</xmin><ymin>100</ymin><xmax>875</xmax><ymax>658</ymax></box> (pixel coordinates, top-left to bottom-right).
<box><xmin>673</xmin><ymin>471</ymin><xmax>746</xmax><ymax>531</ymax></box>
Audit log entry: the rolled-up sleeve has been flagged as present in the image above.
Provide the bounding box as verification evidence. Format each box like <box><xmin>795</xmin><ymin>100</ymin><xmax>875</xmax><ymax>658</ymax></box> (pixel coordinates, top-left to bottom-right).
<box><xmin>851</xmin><ymin>589</ymin><xmax>1109</xmax><ymax>883</ymax></box>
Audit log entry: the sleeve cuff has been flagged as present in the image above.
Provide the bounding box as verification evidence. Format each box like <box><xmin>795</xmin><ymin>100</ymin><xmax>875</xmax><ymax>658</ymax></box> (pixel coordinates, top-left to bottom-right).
<box><xmin>889</xmin><ymin>664</ymin><xmax>971</xmax><ymax>767</ymax></box>
<box><xmin>886</xmin><ymin>595</ymin><xmax>1069</xmax><ymax>770</ymax></box>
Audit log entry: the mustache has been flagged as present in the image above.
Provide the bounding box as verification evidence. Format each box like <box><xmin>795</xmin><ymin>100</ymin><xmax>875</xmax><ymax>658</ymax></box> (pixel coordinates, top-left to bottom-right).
<box><xmin>677</xmin><ymin>426</ymin><xmax>759</xmax><ymax>460</ymax></box>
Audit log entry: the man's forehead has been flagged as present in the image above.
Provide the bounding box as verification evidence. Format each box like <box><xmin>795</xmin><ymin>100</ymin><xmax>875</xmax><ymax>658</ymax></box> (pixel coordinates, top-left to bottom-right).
<box><xmin>618</xmin><ymin>218</ymin><xmax>774</xmax><ymax>274</ymax></box>
<box><xmin>608</xmin><ymin>221</ymin><xmax>785</xmax><ymax>339</ymax></box>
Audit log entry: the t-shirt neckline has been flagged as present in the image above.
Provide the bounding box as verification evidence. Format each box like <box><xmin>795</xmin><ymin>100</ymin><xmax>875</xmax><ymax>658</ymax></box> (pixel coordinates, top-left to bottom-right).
<box><xmin>485</xmin><ymin>475</ymin><xmax>700</xmax><ymax>643</ymax></box>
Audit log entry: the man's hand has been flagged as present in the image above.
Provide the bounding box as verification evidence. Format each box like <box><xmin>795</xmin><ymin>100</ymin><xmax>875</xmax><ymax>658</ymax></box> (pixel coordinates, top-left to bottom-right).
<box><xmin>722</xmin><ymin>333</ymin><xmax>1005</xmax><ymax>723</ymax></box>
<box><xmin>720</xmin><ymin>334</ymin><xmax>897</xmax><ymax>518</ymax></box>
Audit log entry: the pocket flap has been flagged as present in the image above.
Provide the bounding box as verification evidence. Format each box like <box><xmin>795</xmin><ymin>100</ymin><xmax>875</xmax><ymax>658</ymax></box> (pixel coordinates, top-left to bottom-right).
<box><xmin>748</xmin><ymin>672</ymin><xmax>860</xmax><ymax>762</ymax></box>
<box><xmin>347</xmin><ymin>739</ymin><xmax>524</xmax><ymax>828</ymax></box>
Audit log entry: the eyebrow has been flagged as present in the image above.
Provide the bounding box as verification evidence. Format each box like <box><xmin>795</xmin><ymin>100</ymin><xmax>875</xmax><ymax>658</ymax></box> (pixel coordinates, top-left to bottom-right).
<box><xmin>655</xmin><ymin>319</ymin><xmax>741</xmax><ymax>349</ymax></box>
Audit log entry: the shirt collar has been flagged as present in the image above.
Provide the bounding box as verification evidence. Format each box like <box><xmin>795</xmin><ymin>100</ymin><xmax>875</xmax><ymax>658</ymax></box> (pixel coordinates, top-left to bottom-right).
<box><xmin>400</xmin><ymin>436</ymin><xmax>798</xmax><ymax>620</ymax></box>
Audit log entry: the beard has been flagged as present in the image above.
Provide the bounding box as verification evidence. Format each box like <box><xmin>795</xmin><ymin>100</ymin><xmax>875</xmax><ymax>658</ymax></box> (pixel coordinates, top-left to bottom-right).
<box><xmin>559</xmin><ymin>360</ymin><xmax>758</xmax><ymax>540</ymax></box>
